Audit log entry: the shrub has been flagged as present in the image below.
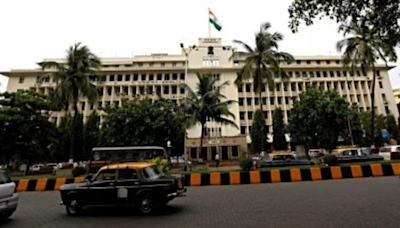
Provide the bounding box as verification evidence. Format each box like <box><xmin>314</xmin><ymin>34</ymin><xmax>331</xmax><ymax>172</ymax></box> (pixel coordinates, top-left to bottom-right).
<box><xmin>40</xmin><ymin>166</ymin><xmax>54</xmax><ymax>171</ymax></box>
<box><xmin>0</xmin><ymin>168</ymin><xmax>11</xmax><ymax>176</ymax></box>
<box><xmin>240</xmin><ymin>158</ymin><xmax>253</xmax><ymax>171</ymax></box>
<box><xmin>191</xmin><ymin>159</ymin><xmax>199</xmax><ymax>166</ymax></box>
<box><xmin>71</xmin><ymin>166</ymin><xmax>87</xmax><ymax>177</ymax></box>
<box><xmin>152</xmin><ymin>157</ymin><xmax>170</xmax><ymax>173</ymax></box>
<box><xmin>322</xmin><ymin>154</ymin><xmax>338</xmax><ymax>166</ymax></box>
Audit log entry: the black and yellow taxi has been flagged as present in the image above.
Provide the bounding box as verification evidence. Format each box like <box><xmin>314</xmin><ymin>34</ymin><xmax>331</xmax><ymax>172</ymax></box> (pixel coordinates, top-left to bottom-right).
<box><xmin>59</xmin><ymin>162</ymin><xmax>186</xmax><ymax>216</ymax></box>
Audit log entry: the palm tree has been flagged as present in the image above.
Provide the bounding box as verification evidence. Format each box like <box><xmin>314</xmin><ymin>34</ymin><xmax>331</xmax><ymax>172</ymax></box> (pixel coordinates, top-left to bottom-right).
<box><xmin>230</xmin><ymin>22</ymin><xmax>294</xmax><ymax>112</ymax></box>
<box><xmin>39</xmin><ymin>43</ymin><xmax>102</xmax><ymax>161</ymax></box>
<box><xmin>182</xmin><ymin>73</ymin><xmax>238</xmax><ymax>159</ymax></box>
<box><xmin>336</xmin><ymin>21</ymin><xmax>396</xmax><ymax>146</ymax></box>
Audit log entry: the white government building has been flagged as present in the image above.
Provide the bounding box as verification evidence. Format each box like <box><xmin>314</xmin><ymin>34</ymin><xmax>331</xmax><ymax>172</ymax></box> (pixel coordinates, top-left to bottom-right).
<box><xmin>1</xmin><ymin>37</ymin><xmax>398</xmax><ymax>160</ymax></box>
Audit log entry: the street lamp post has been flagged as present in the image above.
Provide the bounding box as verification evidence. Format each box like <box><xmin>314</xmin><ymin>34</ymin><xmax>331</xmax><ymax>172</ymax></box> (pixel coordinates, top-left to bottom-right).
<box><xmin>180</xmin><ymin>43</ymin><xmax>196</xmax><ymax>171</ymax></box>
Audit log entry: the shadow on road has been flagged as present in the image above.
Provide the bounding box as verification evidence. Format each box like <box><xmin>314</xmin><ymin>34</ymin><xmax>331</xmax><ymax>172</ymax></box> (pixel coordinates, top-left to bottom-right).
<box><xmin>63</xmin><ymin>205</ymin><xmax>184</xmax><ymax>218</ymax></box>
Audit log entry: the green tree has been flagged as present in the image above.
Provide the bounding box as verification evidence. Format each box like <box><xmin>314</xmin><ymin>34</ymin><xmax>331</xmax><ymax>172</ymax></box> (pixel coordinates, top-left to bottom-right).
<box><xmin>39</xmin><ymin>43</ymin><xmax>102</xmax><ymax>162</ymax></box>
<box><xmin>0</xmin><ymin>90</ymin><xmax>58</xmax><ymax>172</ymax></box>
<box><xmin>336</xmin><ymin>21</ymin><xmax>396</xmax><ymax>146</ymax></box>
<box><xmin>230</xmin><ymin>22</ymin><xmax>294</xmax><ymax>112</ymax></box>
<box><xmin>345</xmin><ymin>108</ymin><xmax>365</xmax><ymax>146</ymax></box>
<box><xmin>272</xmin><ymin>107</ymin><xmax>287</xmax><ymax>150</ymax></box>
<box><xmin>83</xmin><ymin>111</ymin><xmax>100</xmax><ymax>161</ymax></box>
<box><xmin>250</xmin><ymin>109</ymin><xmax>267</xmax><ymax>153</ymax></box>
<box><xmin>100</xmin><ymin>96</ymin><xmax>185</xmax><ymax>153</ymax></box>
<box><xmin>386</xmin><ymin>114</ymin><xmax>399</xmax><ymax>141</ymax></box>
<box><xmin>182</xmin><ymin>73</ymin><xmax>237</xmax><ymax>158</ymax></box>
<box><xmin>288</xmin><ymin>0</ymin><xmax>400</xmax><ymax>50</ymax></box>
<box><xmin>288</xmin><ymin>87</ymin><xmax>349</xmax><ymax>151</ymax></box>
<box><xmin>54</xmin><ymin>114</ymin><xmax>72</xmax><ymax>162</ymax></box>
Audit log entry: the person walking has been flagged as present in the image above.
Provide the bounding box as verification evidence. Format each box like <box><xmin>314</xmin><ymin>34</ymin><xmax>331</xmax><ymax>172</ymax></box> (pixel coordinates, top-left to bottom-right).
<box><xmin>215</xmin><ymin>153</ymin><xmax>220</xmax><ymax>168</ymax></box>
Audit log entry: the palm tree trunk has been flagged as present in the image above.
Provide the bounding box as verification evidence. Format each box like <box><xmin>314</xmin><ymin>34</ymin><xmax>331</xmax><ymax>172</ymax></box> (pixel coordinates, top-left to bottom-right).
<box><xmin>70</xmin><ymin>102</ymin><xmax>78</xmax><ymax>162</ymax></box>
<box><xmin>370</xmin><ymin>64</ymin><xmax>376</xmax><ymax>147</ymax></box>
<box><xmin>199</xmin><ymin>124</ymin><xmax>205</xmax><ymax>160</ymax></box>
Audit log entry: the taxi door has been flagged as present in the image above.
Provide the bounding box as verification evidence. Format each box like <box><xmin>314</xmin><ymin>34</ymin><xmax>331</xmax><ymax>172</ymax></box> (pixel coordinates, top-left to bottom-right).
<box><xmin>85</xmin><ymin>169</ymin><xmax>118</xmax><ymax>206</ymax></box>
<box><xmin>115</xmin><ymin>168</ymin><xmax>140</xmax><ymax>205</ymax></box>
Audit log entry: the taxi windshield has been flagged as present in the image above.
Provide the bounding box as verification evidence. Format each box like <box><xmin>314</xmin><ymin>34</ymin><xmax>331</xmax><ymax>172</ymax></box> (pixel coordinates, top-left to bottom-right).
<box><xmin>142</xmin><ymin>165</ymin><xmax>164</xmax><ymax>179</ymax></box>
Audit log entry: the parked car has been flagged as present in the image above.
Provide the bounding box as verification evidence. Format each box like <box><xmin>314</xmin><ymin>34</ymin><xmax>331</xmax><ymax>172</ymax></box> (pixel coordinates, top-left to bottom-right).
<box><xmin>0</xmin><ymin>170</ymin><xmax>18</xmax><ymax>220</ymax></box>
<box><xmin>256</xmin><ymin>152</ymin><xmax>314</xmax><ymax>168</ymax></box>
<box><xmin>59</xmin><ymin>162</ymin><xmax>186</xmax><ymax>216</ymax></box>
<box><xmin>378</xmin><ymin>145</ymin><xmax>400</xmax><ymax>160</ymax></box>
<box><xmin>29</xmin><ymin>164</ymin><xmax>44</xmax><ymax>171</ymax></box>
<box><xmin>331</xmin><ymin>147</ymin><xmax>384</xmax><ymax>163</ymax></box>
<box><xmin>170</xmin><ymin>156</ymin><xmax>192</xmax><ymax>166</ymax></box>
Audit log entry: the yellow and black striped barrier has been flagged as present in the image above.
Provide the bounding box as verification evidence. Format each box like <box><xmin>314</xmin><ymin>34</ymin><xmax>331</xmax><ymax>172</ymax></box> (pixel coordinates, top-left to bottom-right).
<box><xmin>13</xmin><ymin>163</ymin><xmax>400</xmax><ymax>191</ymax></box>
<box><xmin>182</xmin><ymin>163</ymin><xmax>400</xmax><ymax>186</ymax></box>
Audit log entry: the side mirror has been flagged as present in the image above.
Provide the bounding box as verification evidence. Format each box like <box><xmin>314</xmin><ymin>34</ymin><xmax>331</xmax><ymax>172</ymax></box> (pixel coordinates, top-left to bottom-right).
<box><xmin>85</xmin><ymin>175</ymin><xmax>93</xmax><ymax>181</ymax></box>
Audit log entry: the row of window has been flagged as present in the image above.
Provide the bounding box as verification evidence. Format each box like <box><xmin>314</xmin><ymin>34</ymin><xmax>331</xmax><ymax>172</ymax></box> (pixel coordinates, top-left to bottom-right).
<box><xmin>239</xmin><ymin>94</ymin><xmax>372</xmax><ymax>107</ymax></box>
<box><xmin>107</xmin><ymin>73</ymin><xmax>185</xmax><ymax>82</ymax></box>
<box><xmin>238</xmin><ymin>80</ymin><xmax>382</xmax><ymax>93</ymax></box>
<box><xmin>102</xmin><ymin>62</ymin><xmax>184</xmax><ymax>68</ymax></box>
<box><xmin>99</xmin><ymin>85</ymin><xmax>185</xmax><ymax>96</ymax></box>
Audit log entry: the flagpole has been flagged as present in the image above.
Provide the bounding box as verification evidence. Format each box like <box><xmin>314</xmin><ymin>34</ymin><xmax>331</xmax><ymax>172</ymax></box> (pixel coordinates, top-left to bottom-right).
<box><xmin>208</xmin><ymin>8</ymin><xmax>211</xmax><ymax>38</ymax></box>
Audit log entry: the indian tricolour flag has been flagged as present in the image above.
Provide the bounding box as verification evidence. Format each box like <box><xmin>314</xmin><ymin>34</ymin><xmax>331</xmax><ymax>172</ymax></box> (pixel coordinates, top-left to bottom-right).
<box><xmin>209</xmin><ymin>9</ymin><xmax>222</xmax><ymax>31</ymax></box>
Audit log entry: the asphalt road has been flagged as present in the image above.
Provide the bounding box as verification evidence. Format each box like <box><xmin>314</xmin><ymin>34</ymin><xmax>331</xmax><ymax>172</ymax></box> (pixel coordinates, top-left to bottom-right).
<box><xmin>2</xmin><ymin>177</ymin><xmax>400</xmax><ymax>228</ymax></box>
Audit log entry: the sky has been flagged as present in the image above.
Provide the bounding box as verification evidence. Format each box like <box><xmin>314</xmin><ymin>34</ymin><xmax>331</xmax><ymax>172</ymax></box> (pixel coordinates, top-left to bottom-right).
<box><xmin>0</xmin><ymin>0</ymin><xmax>399</xmax><ymax>92</ymax></box>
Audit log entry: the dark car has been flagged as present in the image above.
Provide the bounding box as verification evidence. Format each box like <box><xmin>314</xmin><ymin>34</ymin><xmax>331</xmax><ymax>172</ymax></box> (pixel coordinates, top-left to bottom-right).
<box><xmin>256</xmin><ymin>152</ymin><xmax>314</xmax><ymax>168</ymax></box>
<box><xmin>59</xmin><ymin>162</ymin><xmax>186</xmax><ymax>216</ymax></box>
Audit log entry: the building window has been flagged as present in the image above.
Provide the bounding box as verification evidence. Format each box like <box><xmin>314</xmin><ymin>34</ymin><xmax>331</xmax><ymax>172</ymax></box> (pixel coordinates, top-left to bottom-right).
<box><xmin>149</xmin><ymin>63</ymin><xmax>154</xmax><ymax>67</ymax></box>
<box><xmin>203</xmin><ymin>59</ymin><xmax>219</xmax><ymax>66</ymax></box>
<box><xmin>240</xmin><ymin>112</ymin><xmax>245</xmax><ymax>120</ymax></box>
<box><xmin>270</xmin><ymin>98</ymin><xmax>275</xmax><ymax>105</ymax></box>
<box><xmin>149</xmin><ymin>74</ymin><xmax>154</xmax><ymax>81</ymax></box>
<box><xmin>117</xmin><ymin>75</ymin><xmax>123</xmax><ymax>81</ymax></box>
<box><xmin>157</xmin><ymin>74</ymin><xmax>162</xmax><ymax>80</ymax></box>
<box><xmin>296</xmin><ymin>60</ymin><xmax>301</xmax><ymax>64</ymax></box>
<box><xmin>133</xmin><ymin>74</ymin><xmax>138</xmax><ymax>81</ymax></box>
<box><xmin>161</xmin><ymin>63</ymin><xmax>165</xmax><ymax>68</ymax></box>
<box><xmin>109</xmin><ymin>75</ymin><xmax>115</xmax><ymax>82</ymax></box>
<box><xmin>172</xmin><ymin>63</ymin><xmax>177</xmax><ymax>67</ymax></box>
<box><xmin>232</xmin><ymin>146</ymin><xmax>239</xmax><ymax>157</ymax></box>
<box><xmin>141</xmin><ymin>74</ymin><xmax>146</xmax><ymax>81</ymax></box>
<box><xmin>19</xmin><ymin>77</ymin><xmax>25</xmax><ymax>84</ymax></box>
<box><xmin>180</xmin><ymin>73</ymin><xmax>185</xmax><ymax>80</ymax></box>
<box><xmin>239</xmin><ymin>98</ymin><xmax>243</xmax><ymax>106</ymax></box>
<box><xmin>379</xmin><ymin>81</ymin><xmax>383</xmax><ymax>89</ymax></box>
<box><xmin>248</xmin><ymin>112</ymin><xmax>253</xmax><ymax>120</ymax></box>
<box><xmin>138</xmin><ymin>63</ymin><xmax>143</xmax><ymax>67</ymax></box>
<box><xmin>246</xmin><ymin>98</ymin><xmax>252</xmax><ymax>106</ymax></box>
<box><xmin>125</xmin><ymin>75</ymin><xmax>130</xmax><ymax>81</ymax></box>
<box><xmin>240</xmin><ymin>126</ymin><xmax>246</xmax><ymax>135</ymax></box>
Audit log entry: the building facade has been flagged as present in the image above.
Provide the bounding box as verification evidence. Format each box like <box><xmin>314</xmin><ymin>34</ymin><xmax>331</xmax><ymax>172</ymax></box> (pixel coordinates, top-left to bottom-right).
<box><xmin>1</xmin><ymin>38</ymin><xmax>398</xmax><ymax>160</ymax></box>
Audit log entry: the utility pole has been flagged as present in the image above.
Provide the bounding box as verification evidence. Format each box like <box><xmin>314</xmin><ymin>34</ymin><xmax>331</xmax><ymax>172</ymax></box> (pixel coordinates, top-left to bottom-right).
<box><xmin>180</xmin><ymin>43</ymin><xmax>196</xmax><ymax>171</ymax></box>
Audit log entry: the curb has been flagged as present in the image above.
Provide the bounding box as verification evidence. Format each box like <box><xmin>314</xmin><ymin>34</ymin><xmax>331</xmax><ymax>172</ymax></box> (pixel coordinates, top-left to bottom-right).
<box><xmin>13</xmin><ymin>163</ymin><xmax>400</xmax><ymax>191</ymax></box>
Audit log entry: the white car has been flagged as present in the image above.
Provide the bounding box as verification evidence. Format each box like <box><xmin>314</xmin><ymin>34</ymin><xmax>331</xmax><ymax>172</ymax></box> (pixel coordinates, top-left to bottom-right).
<box><xmin>0</xmin><ymin>171</ymin><xmax>18</xmax><ymax>220</ymax></box>
<box><xmin>29</xmin><ymin>164</ymin><xmax>44</xmax><ymax>171</ymax></box>
<box><xmin>170</xmin><ymin>157</ymin><xmax>192</xmax><ymax>165</ymax></box>
<box><xmin>379</xmin><ymin>145</ymin><xmax>400</xmax><ymax>160</ymax></box>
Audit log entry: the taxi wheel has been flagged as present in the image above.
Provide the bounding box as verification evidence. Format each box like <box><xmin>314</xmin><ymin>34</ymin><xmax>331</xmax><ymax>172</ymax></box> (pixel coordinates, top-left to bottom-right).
<box><xmin>0</xmin><ymin>211</ymin><xmax>14</xmax><ymax>221</ymax></box>
<box><xmin>66</xmin><ymin>198</ymin><xmax>82</xmax><ymax>216</ymax></box>
<box><xmin>138</xmin><ymin>194</ymin><xmax>155</xmax><ymax>215</ymax></box>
